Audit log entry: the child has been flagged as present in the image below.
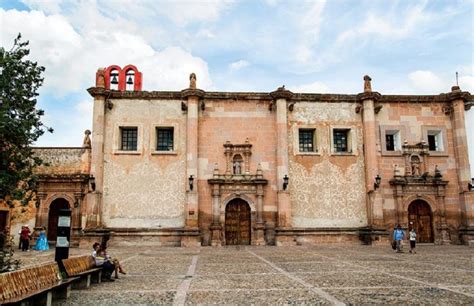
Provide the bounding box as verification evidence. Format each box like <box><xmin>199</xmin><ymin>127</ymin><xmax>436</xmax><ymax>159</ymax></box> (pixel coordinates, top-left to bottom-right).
<box><xmin>409</xmin><ymin>228</ymin><xmax>417</xmax><ymax>254</ymax></box>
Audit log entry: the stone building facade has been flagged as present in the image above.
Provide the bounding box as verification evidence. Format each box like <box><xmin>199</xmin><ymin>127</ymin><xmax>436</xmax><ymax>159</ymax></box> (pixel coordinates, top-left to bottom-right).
<box><xmin>3</xmin><ymin>64</ymin><xmax>473</xmax><ymax>247</ymax></box>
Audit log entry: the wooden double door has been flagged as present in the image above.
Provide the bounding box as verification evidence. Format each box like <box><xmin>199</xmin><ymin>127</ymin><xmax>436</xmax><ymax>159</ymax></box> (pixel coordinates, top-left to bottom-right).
<box><xmin>48</xmin><ymin>198</ymin><xmax>70</xmax><ymax>242</ymax></box>
<box><xmin>408</xmin><ymin>200</ymin><xmax>434</xmax><ymax>243</ymax></box>
<box><xmin>225</xmin><ymin>199</ymin><xmax>251</xmax><ymax>245</ymax></box>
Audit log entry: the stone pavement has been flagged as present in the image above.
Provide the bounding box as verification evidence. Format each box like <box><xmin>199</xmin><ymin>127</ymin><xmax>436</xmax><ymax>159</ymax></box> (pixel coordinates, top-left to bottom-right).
<box><xmin>12</xmin><ymin>244</ymin><xmax>474</xmax><ymax>305</ymax></box>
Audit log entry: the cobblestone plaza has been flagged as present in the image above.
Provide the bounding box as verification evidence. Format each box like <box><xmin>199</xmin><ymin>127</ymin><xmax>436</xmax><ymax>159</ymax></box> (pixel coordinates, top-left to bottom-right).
<box><xmin>13</xmin><ymin>245</ymin><xmax>474</xmax><ymax>305</ymax></box>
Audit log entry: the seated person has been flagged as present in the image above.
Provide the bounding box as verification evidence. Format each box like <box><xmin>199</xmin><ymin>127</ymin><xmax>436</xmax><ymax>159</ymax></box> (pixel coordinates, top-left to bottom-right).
<box><xmin>102</xmin><ymin>247</ymin><xmax>126</xmax><ymax>279</ymax></box>
<box><xmin>91</xmin><ymin>243</ymin><xmax>115</xmax><ymax>281</ymax></box>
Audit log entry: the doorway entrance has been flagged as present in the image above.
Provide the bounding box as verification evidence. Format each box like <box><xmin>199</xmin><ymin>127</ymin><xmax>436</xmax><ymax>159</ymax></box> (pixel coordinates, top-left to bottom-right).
<box><xmin>408</xmin><ymin>200</ymin><xmax>434</xmax><ymax>243</ymax></box>
<box><xmin>48</xmin><ymin>198</ymin><xmax>70</xmax><ymax>242</ymax></box>
<box><xmin>225</xmin><ymin>199</ymin><xmax>251</xmax><ymax>245</ymax></box>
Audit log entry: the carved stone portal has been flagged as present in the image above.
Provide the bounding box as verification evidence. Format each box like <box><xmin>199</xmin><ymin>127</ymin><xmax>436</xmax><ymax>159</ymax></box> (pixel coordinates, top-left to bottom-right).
<box><xmin>208</xmin><ymin>140</ymin><xmax>268</xmax><ymax>246</ymax></box>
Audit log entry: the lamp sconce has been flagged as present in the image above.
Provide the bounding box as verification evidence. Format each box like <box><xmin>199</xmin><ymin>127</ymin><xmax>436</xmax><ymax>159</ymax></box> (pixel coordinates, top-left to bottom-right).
<box><xmin>74</xmin><ymin>199</ymin><xmax>80</xmax><ymax>208</ymax></box>
<box><xmin>89</xmin><ymin>175</ymin><xmax>96</xmax><ymax>192</ymax></box>
<box><xmin>374</xmin><ymin>174</ymin><xmax>382</xmax><ymax>189</ymax></box>
<box><xmin>283</xmin><ymin>175</ymin><xmax>289</xmax><ymax>190</ymax></box>
<box><xmin>35</xmin><ymin>199</ymin><xmax>40</xmax><ymax>208</ymax></box>
<box><xmin>189</xmin><ymin>175</ymin><xmax>194</xmax><ymax>191</ymax></box>
<box><xmin>469</xmin><ymin>179</ymin><xmax>473</xmax><ymax>191</ymax></box>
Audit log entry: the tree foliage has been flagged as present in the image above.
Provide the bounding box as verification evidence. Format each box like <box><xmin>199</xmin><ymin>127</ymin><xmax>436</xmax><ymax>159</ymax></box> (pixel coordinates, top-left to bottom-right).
<box><xmin>0</xmin><ymin>33</ymin><xmax>52</xmax><ymax>207</ymax></box>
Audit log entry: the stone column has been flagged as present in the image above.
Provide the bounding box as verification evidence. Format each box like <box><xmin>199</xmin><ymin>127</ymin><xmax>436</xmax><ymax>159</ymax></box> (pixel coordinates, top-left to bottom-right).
<box><xmin>181</xmin><ymin>83</ymin><xmax>205</xmax><ymax>229</ymax></box>
<box><xmin>357</xmin><ymin>76</ymin><xmax>383</xmax><ymax>228</ymax></box>
<box><xmin>270</xmin><ymin>87</ymin><xmax>293</xmax><ymax>228</ymax></box>
<box><xmin>435</xmin><ymin>184</ymin><xmax>450</xmax><ymax>244</ymax></box>
<box><xmin>448</xmin><ymin>87</ymin><xmax>473</xmax><ymax>228</ymax></box>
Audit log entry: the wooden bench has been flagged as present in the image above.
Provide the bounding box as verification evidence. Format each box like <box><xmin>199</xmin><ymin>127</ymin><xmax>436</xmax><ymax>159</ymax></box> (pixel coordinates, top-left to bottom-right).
<box><xmin>62</xmin><ymin>255</ymin><xmax>102</xmax><ymax>289</ymax></box>
<box><xmin>0</xmin><ymin>262</ymin><xmax>77</xmax><ymax>306</ymax></box>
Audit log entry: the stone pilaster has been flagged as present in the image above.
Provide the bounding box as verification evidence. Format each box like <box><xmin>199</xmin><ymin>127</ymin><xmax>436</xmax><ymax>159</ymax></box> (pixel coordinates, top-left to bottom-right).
<box><xmin>357</xmin><ymin>77</ymin><xmax>383</xmax><ymax>228</ymax></box>
<box><xmin>182</xmin><ymin>88</ymin><xmax>205</xmax><ymax>229</ymax></box>
<box><xmin>253</xmin><ymin>185</ymin><xmax>265</xmax><ymax>245</ymax></box>
<box><xmin>270</xmin><ymin>87</ymin><xmax>293</xmax><ymax>228</ymax></box>
<box><xmin>210</xmin><ymin>184</ymin><xmax>222</xmax><ymax>246</ymax></box>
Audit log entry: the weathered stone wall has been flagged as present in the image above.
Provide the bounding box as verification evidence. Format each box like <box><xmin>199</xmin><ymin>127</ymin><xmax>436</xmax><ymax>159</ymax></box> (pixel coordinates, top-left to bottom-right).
<box><xmin>197</xmin><ymin>98</ymin><xmax>278</xmax><ymax>243</ymax></box>
<box><xmin>289</xmin><ymin>102</ymin><xmax>368</xmax><ymax>228</ymax></box>
<box><xmin>33</xmin><ymin>148</ymin><xmax>87</xmax><ymax>175</ymax></box>
<box><xmin>376</xmin><ymin>102</ymin><xmax>463</xmax><ymax>240</ymax></box>
<box><xmin>102</xmin><ymin>99</ymin><xmax>186</xmax><ymax>228</ymax></box>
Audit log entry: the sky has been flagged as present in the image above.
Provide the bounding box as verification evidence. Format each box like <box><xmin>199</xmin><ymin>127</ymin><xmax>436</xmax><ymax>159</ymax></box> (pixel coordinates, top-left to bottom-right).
<box><xmin>1</xmin><ymin>0</ymin><xmax>473</xmax><ymax>174</ymax></box>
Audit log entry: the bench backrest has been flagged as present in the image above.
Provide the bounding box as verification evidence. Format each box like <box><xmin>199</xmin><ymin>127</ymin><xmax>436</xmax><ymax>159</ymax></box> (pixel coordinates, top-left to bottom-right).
<box><xmin>0</xmin><ymin>262</ymin><xmax>61</xmax><ymax>302</ymax></box>
<box><xmin>62</xmin><ymin>255</ymin><xmax>95</xmax><ymax>276</ymax></box>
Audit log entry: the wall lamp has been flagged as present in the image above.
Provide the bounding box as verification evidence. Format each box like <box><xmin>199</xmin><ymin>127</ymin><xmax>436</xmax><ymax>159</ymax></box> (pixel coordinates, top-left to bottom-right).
<box><xmin>189</xmin><ymin>175</ymin><xmax>194</xmax><ymax>191</ymax></box>
<box><xmin>89</xmin><ymin>175</ymin><xmax>96</xmax><ymax>192</ymax></box>
<box><xmin>374</xmin><ymin>174</ymin><xmax>382</xmax><ymax>189</ymax></box>
<box><xmin>283</xmin><ymin>175</ymin><xmax>289</xmax><ymax>190</ymax></box>
<box><xmin>469</xmin><ymin>179</ymin><xmax>473</xmax><ymax>191</ymax></box>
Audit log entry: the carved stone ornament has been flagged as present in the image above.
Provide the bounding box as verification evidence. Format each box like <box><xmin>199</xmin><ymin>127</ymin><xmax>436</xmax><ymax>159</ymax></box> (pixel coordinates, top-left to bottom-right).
<box><xmin>189</xmin><ymin>73</ymin><xmax>197</xmax><ymax>89</ymax></box>
<box><xmin>269</xmin><ymin>86</ymin><xmax>294</xmax><ymax>101</ymax></box>
<box><xmin>82</xmin><ymin>130</ymin><xmax>92</xmax><ymax>148</ymax></box>
<box><xmin>363</xmin><ymin>75</ymin><xmax>372</xmax><ymax>93</ymax></box>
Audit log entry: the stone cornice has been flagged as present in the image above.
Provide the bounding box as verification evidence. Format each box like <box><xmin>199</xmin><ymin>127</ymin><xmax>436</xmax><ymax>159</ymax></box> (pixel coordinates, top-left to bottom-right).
<box><xmin>269</xmin><ymin>88</ymin><xmax>294</xmax><ymax>100</ymax></box>
<box><xmin>356</xmin><ymin>92</ymin><xmax>381</xmax><ymax>102</ymax></box>
<box><xmin>181</xmin><ymin>88</ymin><xmax>205</xmax><ymax>99</ymax></box>
<box><xmin>86</xmin><ymin>87</ymin><xmax>472</xmax><ymax>106</ymax></box>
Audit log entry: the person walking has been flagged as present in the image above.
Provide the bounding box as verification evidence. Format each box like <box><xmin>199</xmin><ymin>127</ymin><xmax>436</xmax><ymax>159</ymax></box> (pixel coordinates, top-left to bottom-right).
<box><xmin>409</xmin><ymin>228</ymin><xmax>417</xmax><ymax>254</ymax></box>
<box><xmin>393</xmin><ymin>224</ymin><xmax>405</xmax><ymax>253</ymax></box>
<box><xmin>20</xmin><ymin>225</ymin><xmax>31</xmax><ymax>251</ymax></box>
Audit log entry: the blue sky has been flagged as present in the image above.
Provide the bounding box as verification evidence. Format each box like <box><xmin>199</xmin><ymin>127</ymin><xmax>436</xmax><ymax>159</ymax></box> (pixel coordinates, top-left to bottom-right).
<box><xmin>1</xmin><ymin>0</ymin><xmax>473</xmax><ymax>173</ymax></box>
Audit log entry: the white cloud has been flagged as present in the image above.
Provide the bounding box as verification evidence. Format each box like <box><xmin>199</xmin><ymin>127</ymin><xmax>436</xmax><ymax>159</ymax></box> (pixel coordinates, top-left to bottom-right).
<box><xmin>0</xmin><ymin>8</ymin><xmax>212</xmax><ymax>94</ymax></box>
<box><xmin>75</xmin><ymin>100</ymin><xmax>93</xmax><ymax>118</ymax></box>
<box><xmin>290</xmin><ymin>81</ymin><xmax>328</xmax><ymax>93</ymax></box>
<box><xmin>229</xmin><ymin>60</ymin><xmax>250</xmax><ymax>71</ymax></box>
<box><xmin>408</xmin><ymin>70</ymin><xmax>444</xmax><ymax>94</ymax></box>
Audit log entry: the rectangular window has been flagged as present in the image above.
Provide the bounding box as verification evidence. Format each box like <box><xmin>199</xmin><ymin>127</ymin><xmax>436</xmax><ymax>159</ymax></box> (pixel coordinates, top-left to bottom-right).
<box><xmin>333</xmin><ymin>129</ymin><xmax>350</xmax><ymax>153</ymax></box>
<box><xmin>299</xmin><ymin>129</ymin><xmax>316</xmax><ymax>152</ymax></box>
<box><xmin>120</xmin><ymin>127</ymin><xmax>137</xmax><ymax>151</ymax></box>
<box><xmin>156</xmin><ymin>127</ymin><xmax>174</xmax><ymax>151</ymax></box>
<box><xmin>385</xmin><ymin>130</ymin><xmax>400</xmax><ymax>151</ymax></box>
<box><xmin>427</xmin><ymin>131</ymin><xmax>443</xmax><ymax>151</ymax></box>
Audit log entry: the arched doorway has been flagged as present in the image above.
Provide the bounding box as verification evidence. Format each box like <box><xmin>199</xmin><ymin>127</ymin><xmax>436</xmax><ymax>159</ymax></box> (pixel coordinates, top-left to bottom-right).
<box><xmin>48</xmin><ymin>198</ymin><xmax>70</xmax><ymax>242</ymax></box>
<box><xmin>408</xmin><ymin>200</ymin><xmax>434</xmax><ymax>243</ymax></box>
<box><xmin>225</xmin><ymin>199</ymin><xmax>251</xmax><ymax>245</ymax></box>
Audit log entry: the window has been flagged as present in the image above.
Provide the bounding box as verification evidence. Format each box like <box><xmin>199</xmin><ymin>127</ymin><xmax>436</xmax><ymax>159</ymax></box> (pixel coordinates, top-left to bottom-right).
<box><xmin>427</xmin><ymin>131</ymin><xmax>443</xmax><ymax>151</ymax></box>
<box><xmin>156</xmin><ymin>127</ymin><xmax>174</xmax><ymax>151</ymax></box>
<box><xmin>299</xmin><ymin>129</ymin><xmax>316</xmax><ymax>152</ymax></box>
<box><xmin>333</xmin><ymin>129</ymin><xmax>350</xmax><ymax>153</ymax></box>
<box><xmin>120</xmin><ymin>127</ymin><xmax>138</xmax><ymax>151</ymax></box>
<box><xmin>385</xmin><ymin>130</ymin><xmax>401</xmax><ymax>151</ymax></box>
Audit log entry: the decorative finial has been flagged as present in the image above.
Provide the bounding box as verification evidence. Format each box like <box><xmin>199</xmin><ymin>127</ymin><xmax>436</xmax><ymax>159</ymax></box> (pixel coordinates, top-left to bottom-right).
<box><xmin>189</xmin><ymin>73</ymin><xmax>197</xmax><ymax>89</ymax></box>
<box><xmin>456</xmin><ymin>72</ymin><xmax>459</xmax><ymax>86</ymax></box>
<box><xmin>96</xmin><ymin>68</ymin><xmax>106</xmax><ymax>88</ymax></box>
<box><xmin>277</xmin><ymin>85</ymin><xmax>285</xmax><ymax>91</ymax></box>
<box><xmin>83</xmin><ymin>130</ymin><xmax>91</xmax><ymax>148</ymax></box>
<box><xmin>363</xmin><ymin>75</ymin><xmax>372</xmax><ymax>93</ymax></box>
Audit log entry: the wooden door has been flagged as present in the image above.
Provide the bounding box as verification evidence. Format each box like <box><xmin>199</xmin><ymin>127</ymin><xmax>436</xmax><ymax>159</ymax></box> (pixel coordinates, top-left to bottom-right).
<box><xmin>408</xmin><ymin>200</ymin><xmax>434</xmax><ymax>243</ymax></box>
<box><xmin>225</xmin><ymin>200</ymin><xmax>251</xmax><ymax>245</ymax></box>
<box><xmin>48</xmin><ymin>199</ymin><xmax>70</xmax><ymax>241</ymax></box>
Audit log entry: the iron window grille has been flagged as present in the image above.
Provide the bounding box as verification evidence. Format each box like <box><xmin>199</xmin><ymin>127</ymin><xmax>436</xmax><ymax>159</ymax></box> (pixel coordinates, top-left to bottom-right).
<box><xmin>157</xmin><ymin>127</ymin><xmax>174</xmax><ymax>151</ymax></box>
<box><xmin>427</xmin><ymin>134</ymin><xmax>437</xmax><ymax>151</ymax></box>
<box><xmin>386</xmin><ymin>134</ymin><xmax>395</xmax><ymax>151</ymax></box>
<box><xmin>120</xmin><ymin>127</ymin><xmax>138</xmax><ymax>151</ymax></box>
<box><xmin>299</xmin><ymin>129</ymin><xmax>315</xmax><ymax>152</ymax></box>
<box><xmin>334</xmin><ymin>129</ymin><xmax>349</xmax><ymax>153</ymax></box>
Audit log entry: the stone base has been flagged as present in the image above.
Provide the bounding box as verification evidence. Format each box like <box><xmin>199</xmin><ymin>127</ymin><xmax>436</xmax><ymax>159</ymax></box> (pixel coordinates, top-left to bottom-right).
<box><xmin>252</xmin><ymin>223</ymin><xmax>266</xmax><ymax>246</ymax></box>
<box><xmin>459</xmin><ymin>226</ymin><xmax>474</xmax><ymax>245</ymax></box>
<box><xmin>275</xmin><ymin>227</ymin><xmax>389</xmax><ymax>246</ymax></box>
<box><xmin>82</xmin><ymin>227</ymin><xmax>201</xmax><ymax>247</ymax></box>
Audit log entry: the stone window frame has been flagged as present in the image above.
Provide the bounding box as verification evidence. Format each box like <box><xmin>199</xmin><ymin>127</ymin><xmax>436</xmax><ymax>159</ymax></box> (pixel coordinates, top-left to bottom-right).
<box><xmin>293</xmin><ymin>125</ymin><xmax>321</xmax><ymax>156</ymax></box>
<box><xmin>380</xmin><ymin>125</ymin><xmax>405</xmax><ymax>156</ymax></box>
<box><xmin>113</xmin><ymin>122</ymin><xmax>143</xmax><ymax>155</ymax></box>
<box><xmin>422</xmin><ymin>125</ymin><xmax>448</xmax><ymax>156</ymax></box>
<box><xmin>329</xmin><ymin>125</ymin><xmax>357</xmax><ymax>156</ymax></box>
<box><xmin>150</xmin><ymin>123</ymin><xmax>179</xmax><ymax>155</ymax></box>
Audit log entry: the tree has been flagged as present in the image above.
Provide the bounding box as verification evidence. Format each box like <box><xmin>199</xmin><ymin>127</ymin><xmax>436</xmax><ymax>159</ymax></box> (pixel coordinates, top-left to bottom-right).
<box><xmin>0</xmin><ymin>33</ymin><xmax>52</xmax><ymax>208</ymax></box>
